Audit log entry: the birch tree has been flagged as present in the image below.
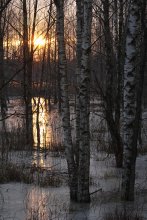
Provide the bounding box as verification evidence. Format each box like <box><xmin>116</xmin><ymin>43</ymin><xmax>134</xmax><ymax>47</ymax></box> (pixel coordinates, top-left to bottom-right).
<box><xmin>75</xmin><ymin>0</ymin><xmax>83</xmax><ymax>169</ymax></box>
<box><xmin>54</xmin><ymin>0</ymin><xmax>92</xmax><ymax>202</ymax></box>
<box><xmin>121</xmin><ymin>0</ymin><xmax>142</xmax><ymax>201</ymax></box>
<box><xmin>77</xmin><ymin>0</ymin><xmax>92</xmax><ymax>202</ymax></box>
<box><xmin>54</xmin><ymin>0</ymin><xmax>78</xmax><ymax>201</ymax></box>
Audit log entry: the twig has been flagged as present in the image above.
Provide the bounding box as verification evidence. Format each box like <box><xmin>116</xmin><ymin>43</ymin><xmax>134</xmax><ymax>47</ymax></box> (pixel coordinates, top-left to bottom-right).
<box><xmin>0</xmin><ymin>111</ymin><xmax>16</xmax><ymax>121</ymax></box>
<box><xmin>90</xmin><ymin>188</ymin><xmax>102</xmax><ymax>195</ymax></box>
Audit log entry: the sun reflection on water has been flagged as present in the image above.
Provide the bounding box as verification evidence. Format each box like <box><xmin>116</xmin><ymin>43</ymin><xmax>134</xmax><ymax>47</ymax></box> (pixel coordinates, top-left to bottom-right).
<box><xmin>26</xmin><ymin>187</ymin><xmax>49</xmax><ymax>220</ymax></box>
<box><xmin>32</xmin><ymin>97</ymin><xmax>51</xmax><ymax>148</ymax></box>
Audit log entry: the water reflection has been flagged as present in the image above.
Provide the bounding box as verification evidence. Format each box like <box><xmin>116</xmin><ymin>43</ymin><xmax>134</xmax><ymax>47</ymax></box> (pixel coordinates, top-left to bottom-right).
<box><xmin>32</xmin><ymin>151</ymin><xmax>56</xmax><ymax>169</ymax></box>
<box><xmin>32</xmin><ymin>151</ymin><xmax>47</xmax><ymax>167</ymax></box>
<box><xmin>26</xmin><ymin>186</ymin><xmax>70</xmax><ymax>220</ymax></box>
<box><xmin>4</xmin><ymin>97</ymin><xmax>61</xmax><ymax>150</ymax></box>
<box><xmin>26</xmin><ymin>187</ymin><xmax>49</xmax><ymax>220</ymax></box>
<box><xmin>32</xmin><ymin>97</ymin><xmax>50</xmax><ymax>148</ymax></box>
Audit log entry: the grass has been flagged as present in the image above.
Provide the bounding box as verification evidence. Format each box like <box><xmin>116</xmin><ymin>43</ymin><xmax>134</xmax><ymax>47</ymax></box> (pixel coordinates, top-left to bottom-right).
<box><xmin>102</xmin><ymin>169</ymin><xmax>120</xmax><ymax>179</ymax></box>
<box><xmin>104</xmin><ymin>208</ymin><xmax>143</xmax><ymax>220</ymax></box>
<box><xmin>137</xmin><ymin>145</ymin><xmax>147</xmax><ymax>155</ymax></box>
<box><xmin>0</xmin><ymin>162</ymin><xmax>33</xmax><ymax>184</ymax></box>
<box><xmin>0</xmin><ymin>125</ymin><xmax>27</xmax><ymax>151</ymax></box>
<box><xmin>0</xmin><ymin>162</ymin><xmax>63</xmax><ymax>187</ymax></box>
<box><xmin>0</xmin><ymin>127</ymin><xmax>64</xmax><ymax>157</ymax></box>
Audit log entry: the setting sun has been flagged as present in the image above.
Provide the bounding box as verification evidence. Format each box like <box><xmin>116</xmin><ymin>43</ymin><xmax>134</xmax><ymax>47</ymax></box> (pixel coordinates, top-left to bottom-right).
<box><xmin>34</xmin><ymin>36</ymin><xmax>46</xmax><ymax>47</ymax></box>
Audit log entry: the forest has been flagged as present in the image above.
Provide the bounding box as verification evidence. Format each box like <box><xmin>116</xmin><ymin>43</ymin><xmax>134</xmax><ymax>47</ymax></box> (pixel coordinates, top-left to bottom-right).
<box><xmin>0</xmin><ymin>0</ymin><xmax>147</xmax><ymax>219</ymax></box>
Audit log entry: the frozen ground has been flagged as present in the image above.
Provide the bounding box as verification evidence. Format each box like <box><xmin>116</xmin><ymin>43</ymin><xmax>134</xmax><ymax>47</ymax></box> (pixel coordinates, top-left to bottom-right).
<box><xmin>0</xmin><ymin>152</ymin><xmax>147</xmax><ymax>220</ymax></box>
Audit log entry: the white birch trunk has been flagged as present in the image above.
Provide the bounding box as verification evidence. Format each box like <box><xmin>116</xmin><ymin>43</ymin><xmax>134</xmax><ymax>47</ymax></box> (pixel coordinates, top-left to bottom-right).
<box><xmin>54</xmin><ymin>0</ymin><xmax>77</xmax><ymax>201</ymax></box>
<box><xmin>121</xmin><ymin>0</ymin><xmax>141</xmax><ymax>201</ymax></box>
<box><xmin>77</xmin><ymin>0</ymin><xmax>92</xmax><ymax>203</ymax></box>
<box><xmin>75</xmin><ymin>0</ymin><xmax>83</xmax><ymax>167</ymax></box>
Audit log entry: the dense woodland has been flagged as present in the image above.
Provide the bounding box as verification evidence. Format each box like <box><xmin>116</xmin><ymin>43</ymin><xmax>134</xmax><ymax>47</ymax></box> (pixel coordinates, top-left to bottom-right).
<box><xmin>0</xmin><ymin>0</ymin><xmax>147</xmax><ymax>217</ymax></box>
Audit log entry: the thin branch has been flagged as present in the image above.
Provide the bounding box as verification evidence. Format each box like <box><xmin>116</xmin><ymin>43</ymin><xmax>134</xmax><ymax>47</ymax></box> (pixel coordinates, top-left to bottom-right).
<box><xmin>0</xmin><ymin>66</ymin><xmax>24</xmax><ymax>91</ymax></box>
<box><xmin>90</xmin><ymin>188</ymin><xmax>102</xmax><ymax>195</ymax></box>
<box><xmin>0</xmin><ymin>0</ymin><xmax>12</xmax><ymax>14</ymax></box>
<box><xmin>0</xmin><ymin>111</ymin><xmax>16</xmax><ymax>121</ymax></box>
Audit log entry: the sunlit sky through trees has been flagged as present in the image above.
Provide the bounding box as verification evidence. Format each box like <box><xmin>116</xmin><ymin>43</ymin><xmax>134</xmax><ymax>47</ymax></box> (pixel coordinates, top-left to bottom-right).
<box><xmin>3</xmin><ymin>0</ymin><xmax>77</xmax><ymax>61</ymax></box>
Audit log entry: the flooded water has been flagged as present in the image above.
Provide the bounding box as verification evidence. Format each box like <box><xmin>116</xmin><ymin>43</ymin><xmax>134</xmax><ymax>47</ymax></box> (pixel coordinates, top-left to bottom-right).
<box><xmin>1</xmin><ymin>97</ymin><xmax>147</xmax><ymax>219</ymax></box>
<box><xmin>1</xmin><ymin>153</ymin><xmax>147</xmax><ymax>220</ymax></box>
<box><xmin>4</xmin><ymin>96</ymin><xmax>62</xmax><ymax>149</ymax></box>
<box><xmin>2</xmin><ymin>96</ymin><xmax>147</xmax><ymax>152</ymax></box>
<box><xmin>32</xmin><ymin>97</ymin><xmax>62</xmax><ymax>148</ymax></box>
<box><xmin>0</xmin><ymin>183</ymin><xmax>70</xmax><ymax>220</ymax></box>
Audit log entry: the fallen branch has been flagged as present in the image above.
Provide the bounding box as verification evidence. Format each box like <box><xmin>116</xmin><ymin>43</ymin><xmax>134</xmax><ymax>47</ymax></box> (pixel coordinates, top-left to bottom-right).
<box><xmin>90</xmin><ymin>188</ymin><xmax>102</xmax><ymax>195</ymax></box>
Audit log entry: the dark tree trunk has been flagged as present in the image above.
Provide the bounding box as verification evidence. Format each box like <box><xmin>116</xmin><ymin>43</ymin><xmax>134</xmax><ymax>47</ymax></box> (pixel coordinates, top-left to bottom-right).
<box><xmin>121</xmin><ymin>0</ymin><xmax>143</xmax><ymax>201</ymax></box>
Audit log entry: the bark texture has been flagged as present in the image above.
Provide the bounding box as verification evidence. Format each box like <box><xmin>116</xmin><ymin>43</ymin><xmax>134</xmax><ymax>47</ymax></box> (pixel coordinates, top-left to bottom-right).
<box><xmin>0</xmin><ymin>0</ymin><xmax>7</xmax><ymax>123</ymax></box>
<box><xmin>23</xmin><ymin>0</ymin><xmax>38</xmax><ymax>147</ymax></box>
<box><xmin>75</xmin><ymin>0</ymin><xmax>83</xmax><ymax>167</ymax></box>
<box><xmin>54</xmin><ymin>0</ymin><xmax>77</xmax><ymax>201</ymax></box>
<box><xmin>77</xmin><ymin>0</ymin><xmax>92</xmax><ymax>203</ymax></box>
<box><xmin>102</xmin><ymin>0</ymin><xmax>123</xmax><ymax>168</ymax></box>
<box><xmin>121</xmin><ymin>0</ymin><xmax>142</xmax><ymax>201</ymax></box>
<box><xmin>54</xmin><ymin>0</ymin><xmax>92</xmax><ymax>203</ymax></box>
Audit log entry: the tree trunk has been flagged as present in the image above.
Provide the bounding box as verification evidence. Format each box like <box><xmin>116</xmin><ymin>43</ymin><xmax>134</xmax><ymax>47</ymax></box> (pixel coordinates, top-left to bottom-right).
<box><xmin>0</xmin><ymin>1</ymin><xmax>8</xmax><ymax>162</ymax></box>
<box><xmin>0</xmin><ymin>1</ymin><xmax>7</xmax><ymax>125</ymax></box>
<box><xmin>77</xmin><ymin>0</ymin><xmax>92</xmax><ymax>203</ymax></box>
<box><xmin>134</xmin><ymin>0</ymin><xmax>147</xmax><ymax>152</ymax></box>
<box><xmin>102</xmin><ymin>0</ymin><xmax>123</xmax><ymax>168</ymax></box>
<box><xmin>23</xmin><ymin>0</ymin><xmax>33</xmax><ymax>148</ymax></box>
<box><xmin>75</xmin><ymin>0</ymin><xmax>83</xmax><ymax>167</ymax></box>
<box><xmin>23</xmin><ymin>0</ymin><xmax>38</xmax><ymax>148</ymax></box>
<box><xmin>121</xmin><ymin>0</ymin><xmax>142</xmax><ymax>201</ymax></box>
<box><xmin>54</xmin><ymin>0</ymin><xmax>78</xmax><ymax>201</ymax></box>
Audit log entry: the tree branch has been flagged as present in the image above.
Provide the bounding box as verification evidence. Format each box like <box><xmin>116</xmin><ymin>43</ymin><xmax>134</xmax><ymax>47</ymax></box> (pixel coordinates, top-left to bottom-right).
<box><xmin>0</xmin><ymin>0</ymin><xmax>12</xmax><ymax>14</ymax></box>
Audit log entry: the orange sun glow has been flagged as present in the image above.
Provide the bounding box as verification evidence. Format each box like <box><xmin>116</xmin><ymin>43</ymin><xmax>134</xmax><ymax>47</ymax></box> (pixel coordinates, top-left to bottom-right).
<box><xmin>34</xmin><ymin>36</ymin><xmax>46</xmax><ymax>47</ymax></box>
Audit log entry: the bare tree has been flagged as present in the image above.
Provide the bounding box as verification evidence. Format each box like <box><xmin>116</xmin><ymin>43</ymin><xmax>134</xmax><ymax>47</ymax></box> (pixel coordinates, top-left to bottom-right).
<box><xmin>22</xmin><ymin>0</ymin><xmax>38</xmax><ymax>147</ymax></box>
<box><xmin>121</xmin><ymin>0</ymin><xmax>144</xmax><ymax>201</ymax></box>
<box><xmin>75</xmin><ymin>0</ymin><xmax>83</xmax><ymax>172</ymax></box>
<box><xmin>77</xmin><ymin>0</ymin><xmax>92</xmax><ymax>202</ymax></box>
<box><xmin>93</xmin><ymin>0</ymin><xmax>124</xmax><ymax>168</ymax></box>
<box><xmin>0</xmin><ymin>0</ymin><xmax>9</xmax><ymax>123</ymax></box>
<box><xmin>0</xmin><ymin>0</ymin><xmax>10</xmax><ymax>162</ymax></box>
<box><xmin>54</xmin><ymin>0</ymin><xmax>92</xmax><ymax>202</ymax></box>
<box><xmin>54</xmin><ymin>0</ymin><xmax>78</xmax><ymax>201</ymax></box>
